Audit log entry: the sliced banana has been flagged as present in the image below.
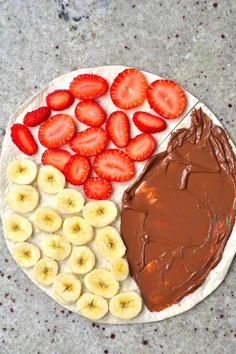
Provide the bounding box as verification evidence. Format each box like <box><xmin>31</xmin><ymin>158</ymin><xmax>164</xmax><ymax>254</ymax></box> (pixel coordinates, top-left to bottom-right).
<box><xmin>95</xmin><ymin>226</ymin><xmax>126</xmax><ymax>261</ymax></box>
<box><xmin>111</xmin><ymin>258</ymin><xmax>129</xmax><ymax>281</ymax></box>
<box><xmin>7</xmin><ymin>185</ymin><xmax>39</xmax><ymax>213</ymax></box>
<box><xmin>77</xmin><ymin>293</ymin><xmax>108</xmax><ymax>320</ymax></box>
<box><xmin>55</xmin><ymin>188</ymin><xmax>84</xmax><ymax>214</ymax></box>
<box><xmin>53</xmin><ymin>273</ymin><xmax>81</xmax><ymax>304</ymax></box>
<box><xmin>109</xmin><ymin>292</ymin><xmax>142</xmax><ymax>320</ymax></box>
<box><xmin>3</xmin><ymin>214</ymin><xmax>33</xmax><ymax>242</ymax></box>
<box><xmin>37</xmin><ymin>165</ymin><xmax>65</xmax><ymax>194</ymax></box>
<box><xmin>7</xmin><ymin>159</ymin><xmax>37</xmax><ymax>185</ymax></box>
<box><xmin>42</xmin><ymin>234</ymin><xmax>71</xmax><ymax>261</ymax></box>
<box><xmin>34</xmin><ymin>207</ymin><xmax>62</xmax><ymax>232</ymax></box>
<box><xmin>68</xmin><ymin>246</ymin><xmax>95</xmax><ymax>275</ymax></box>
<box><xmin>12</xmin><ymin>242</ymin><xmax>40</xmax><ymax>268</ymax></box>
<box><xmin>84</xmin><ymin>269</ymin><xmax>119</xmax><ymax>299</ymax></box>
<box><xmin>33</xmin><ymin>257</ymin><xmax>58</xmax><ymax>285</ymax></box>
<box><xmin>63</xmin><ymin>216</ymin><xmax>94</xmax><ymax>245</ymax></box>
<box><xmin>83</xmin><ymin>200</ymin><xmax>117</xmax><ymax>228</ymax></box>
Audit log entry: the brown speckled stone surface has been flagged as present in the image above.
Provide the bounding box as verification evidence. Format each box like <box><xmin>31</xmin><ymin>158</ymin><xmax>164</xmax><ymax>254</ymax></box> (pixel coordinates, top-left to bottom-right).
<box><xmin>0</xmin><ymin>1</ymin><xmax>236</xmax><ymax>353</ymax></box>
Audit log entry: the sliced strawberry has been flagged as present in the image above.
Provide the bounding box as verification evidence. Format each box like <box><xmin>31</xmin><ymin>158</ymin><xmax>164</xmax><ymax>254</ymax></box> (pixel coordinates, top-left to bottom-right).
<box><xmin>64</xmin><ymin>154</ymin><xmax>91</xmax><ymax>185</ymax></box>
<box><xmin>93</xmin><ymin>149</ymin><xmax>134</xmax><ymax>182</ymax></box>
<box><xmin>110</xmin><ymin>68</ymin><xmax>148</xmax><ymax>110</ymax></box>
<box><xmin>38</xmin><ymin>114</ymin><xmax>76</xmax><ymax>148</ymax></box>
<box><xmin>147</xmin><ymin>80</ymin><xmax>186</xmax><ymax>119</ymax></box>
<box><xmin>70</xmin><ymin>127</ymin><xmax>108</xmax><ymax>156</ymax></box>
<box><xmin>126</xmin><ymin>134</ymin><xmax>156</xmax><ymax>161</ymax></box>
<box><xmin>11</xmin><ymin>124</ymin><xmax>37</xmax><ymax>155</ymax></box>
<box><xmin>69</xmin><ymin>74</ymin><xmax>108</xmax><ymax>100</ymax></box>
<box><xmin>106</xmin><ymin>111</ymin><xmax>130</xmax><ymax>148</ymax></box>
<box><xmin>23</xmin><ymin>106</ymin><xmax>51</xmax><ymax>127</ymax></box>
<box><xmin>133</xmin><ymin>111</ymin><xmax>166</xmax><ymax>134</ymax></box>
<box><xmin>42</xmin><ymin>148</ymin><xmax>71</xmax><ymax>172</ymax></box>
<box><xmin>75</xmin><ymin>100</ymin><xmax>106</xmax><ymax>127</ymax></box>
<box><xmin>46</xmin><ymin>89</ymin><xmax>74</xmax><ymax>111</ymax></box>
<box><xmin>83</xmin><ymin>177</ymin><xmax>112</xmax><ymax>200</ymax></box>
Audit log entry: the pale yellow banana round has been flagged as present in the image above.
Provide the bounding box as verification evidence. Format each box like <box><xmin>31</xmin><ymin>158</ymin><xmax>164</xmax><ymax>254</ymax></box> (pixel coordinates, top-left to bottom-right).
<box><xmin>37</xmin><ymin>165</ymin><xmax>65</xmax><ymax>194</ymax></box>
<box><xmin>84</xmin><ymin>269</ymin><xmax>119</xmax><ymax>298</ymax></box>
<box><xmin>109</xmin><ymin>292</ymin><xmax>142</xmax><ymax>320</ymax></box>
<box><xmin>7</xmin><ymin>159</ymin><xmax>37</xmax><ymax>185</ymax></box>
<box><xmin>12</xmin><ymin>242</ymin><xmax>40</xmax><ymax>268</ymax></box>
<box><xmin>33</xmin><ymin>257</ymin><xmax>58</xmax><ymax>285</ymax></box>
<box><xmin>42</xmin><ymin>234</ymin><xmax>71</xmax><ymax>261</ymax></box>
<box><xmin>7</xmin><ymin>185</ymin><xmax>39</xmax><ymax>213</ymax></box>
<box><xmin>68</xmin><ymin>246</ymin><xmax>95</xmax><ymax>274</ymax></box>
<box><xmin>111</xmin><ymin>258</ymin><xmax>129</xmax><ymax>281</ymax></box>
<box><xmin>77</xmin><ymin>293</ymin><xmax>108</xmax><ymax>320</ymax></box>
<box><xmin>3</xmin><ymin>214</ymin><xmax>33</xmax><ymax>242</ymax></box>
<box><xmin>95</xmin><ymin>226</ymin><xmax>126</xmax><ymax>261</ymax></box>
<box><xmin>82</xmin><ymin>200</ymin><xmax>117</xmax><ymax>228</ymax></box>
<box><xmin>55</xmin><ymin>188</ymin><xmax>84</xmax><ymax>214</ymax></box>
<box><xmin>53</xmin><ymin>273</ymin><xmax>81</xmax><ymax>303</ymax></box>
<box><xmin>63</xmin><ymin>216</ymin><xmax>94</xmax><ymax>245</ymax></box>
<box><xmin>34</xmin><ymin>207</ymin><xmax>62</xmax><ymax>232</ymax></box>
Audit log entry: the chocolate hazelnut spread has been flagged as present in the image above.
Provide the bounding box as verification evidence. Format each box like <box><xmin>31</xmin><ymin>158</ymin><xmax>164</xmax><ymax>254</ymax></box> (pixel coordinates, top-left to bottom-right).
<box><xmin>121</xmin><ymin>108</ymin><xmax>236</xmax><ymax>312</ymax></box>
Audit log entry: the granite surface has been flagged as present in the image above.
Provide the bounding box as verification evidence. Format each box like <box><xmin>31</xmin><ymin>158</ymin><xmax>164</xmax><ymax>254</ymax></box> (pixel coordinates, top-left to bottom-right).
<box><xmin>0</xmin><ymin>0</ymin><xmax>236</xmax><ymax>353</ymax></box>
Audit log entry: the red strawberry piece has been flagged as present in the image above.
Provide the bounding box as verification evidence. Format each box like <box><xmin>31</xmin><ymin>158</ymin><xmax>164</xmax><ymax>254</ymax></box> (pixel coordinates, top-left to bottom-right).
<box><xmin>110</xmin><ymin>68</ymin><xmax>148</xmax><ymax>110</ymax></box>
<box><xmin>147</xmin><ymin>80</ymin><xmax>186</xmax><ymax>119</ymax></box>
<box><xmin>106</xmin><ymin>111</ymin><xmax>130</xmax><ymax>148</ymax></box>
<box><xmin>69</xmin><ymin>74</ymin><xmax>108</xmax><ymax>100</ymax></box>
<box><xmin>38</xmin><ymin>114</ymin><xmax>76</xmax><ymax>148</ymax></box>
<box><xmin>70</xmin><ymin>127</ymin><xmax>108</xmax><ymax>157</ymax></box>
<box><xmin>75</xmin><ymin>100</ymin><xmax>106</xmax><ymax>127</ymax></box>
<box><xmin>126</xmin><ymin>134</ymin><xmax>156</xmax><ymax>161</ymax></box>
<box><xmin>93</xmin><ymin>149</ymin><xmax>134</xmax><ymax>182</ymax></box>
<box><xmin>83</xmin><ymin>177</ymin><xmax>112</xmax><ymax>200</ymax></box>
<box><xmin>11</xmin><ymin>124</ymin><xmax>37</xmax><ymax>155</ymax></box>
<box><xmin>23</xmin><ymin>106</ymin><xmax>51</xmax><ymax>127</ymax></box>
<box><xmin>133</xmin><ymin>111</ymin><xmax>166</xmax><ymax>134</ymax></box>
<box><xmin>64</xmin><ymin>154</ymin><xmax>91</xmax><ymax>185</ymax></box>
<box><xmin>41</xmin><ymin>148</ymin><xmax>71</xmax><ymax>172</ymax></box>
<box><xmin>46</xmin><ymin>89</ymin><xmax>74</xmax><ymax>111</ymax></box>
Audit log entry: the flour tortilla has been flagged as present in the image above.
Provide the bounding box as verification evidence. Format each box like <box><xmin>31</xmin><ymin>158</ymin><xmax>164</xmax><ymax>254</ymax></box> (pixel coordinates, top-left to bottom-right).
<box><xmin>0</xmin><ymin>66</ymin><xmax>235</xmax><ymax>324</ymax></box>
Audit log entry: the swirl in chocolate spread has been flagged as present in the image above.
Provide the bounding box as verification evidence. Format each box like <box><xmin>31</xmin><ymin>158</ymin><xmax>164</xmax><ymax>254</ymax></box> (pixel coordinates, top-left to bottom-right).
<box><xmin>121</xmin><ymin>108</ymin><xmax>236</xmax><ymax>312</ymax></box>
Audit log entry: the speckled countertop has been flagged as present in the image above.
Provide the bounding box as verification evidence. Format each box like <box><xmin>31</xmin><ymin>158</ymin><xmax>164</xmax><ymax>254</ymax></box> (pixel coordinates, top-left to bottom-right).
<box><xmin>0</xmin><ymin>1</ymin><xmax>236</xmax><ymax>353</ymax></box>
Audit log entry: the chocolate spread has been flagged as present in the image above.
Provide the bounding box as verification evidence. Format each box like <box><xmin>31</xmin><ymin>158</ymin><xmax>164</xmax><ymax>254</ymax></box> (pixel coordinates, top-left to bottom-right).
<box><xmin>121</xmin><ymin>108</ymin><xmax>236</xmax><ymax>312</ymax></box>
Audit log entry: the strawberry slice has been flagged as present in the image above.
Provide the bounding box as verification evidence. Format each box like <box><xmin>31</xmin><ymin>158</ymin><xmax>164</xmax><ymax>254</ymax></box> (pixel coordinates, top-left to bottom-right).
<box><xmin>23</xmin><ymin>106</ymin><xmax>51</xmax><ymax>127</ymax></box>
<box><xmin>42</xmin><ymin>148</ymin><xmax>71</xmax><ymax>172</ymax></box>
<box><xmin>126</xmin><ymin>134</ymin><xmax>156</xmax><ymax>161</ymax></box>
<box><xmin>106</xmin><ymin>111</ymin><xmax>130</xmax><ymax>148</ymax></box>
<box><xmin>75</xmin><ymin>100</ymin><xmax>106</xmax><ymax>127</ymax></box>
<box><xmin>93</xmin><ymin>149</ymin><xmax>134</xmax><ymax>182</ymax></box>
<box><xmin>11</xmin><ymin>124</ymin><xmax>37</xmax><ymax>155</ymax></box>
<box><xmin>46</xmin><ymin>89</ymin><xmax>74</xmax><ymax>111</ymax></box>
<box><xmin>69</xmin><ymin>74</ymin><xmax>108</xmax><ymax>100</ymax></box>
<box><xmin>133</xmin><ymin>111</ymin><xmax>166</xmax><ymax>134</ymax></box>
<box><xmin>70</xmin><ymin>127</ymin><xmax>108</xmax><ymax>156</ymax></box>
<box><xmin>64</xmin><ymin>154</ymin><xmax>91</xmax><ymax>185</ymax></box>
<box><xmin>147</xmin><ymin>80</ymin><xmax>186</xmax><ymax>119</ymax></box>
<box><xmin>38</xmin><ymin>114</ymin><xmax>76</xmax><ymax>148</ymax></box>
<box><xmin>83</xmin><ymin>177</ymin><xmax>112</xmax><ymax>200</ymax></box>
<box><xmin>110</xmin><ymin>68</ymin><xmax>148</xmax><ymax>110</ymax></box>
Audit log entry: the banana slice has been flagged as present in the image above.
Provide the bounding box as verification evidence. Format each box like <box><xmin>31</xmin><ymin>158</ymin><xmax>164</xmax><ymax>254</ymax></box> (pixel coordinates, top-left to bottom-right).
<box><xmin>83</xmin><ymin>200</ymin><xmax>117</xmax><ymax>228</ymax></box>
<box><xmin>42</xmin><ymin>234</ymin><xmax>71</xmax><ymax>261</ymax></box>
<box><xmin>33</xmin><ymin>257</ymin><xmax>58</xmax><ymax>285</ymax></box>
<box><xmin>77</xmin><ymin>293</ymin><xmax>108</xmax><ymax>320</ymax></box>
<box><xmin>109</xmin><ymin>292</ymin><xmax>142</xmax><ymax>320</ymax></box>
<box><xmin>95</xmin><ymin>226</ymin><xmax>126</xmax><ymax>261</ymax></box>
<box><xmin>63</xmin><ymin>216</ymin><xmax>94</xmax><ymax>245</ymax></box>
<box><xmin>84</xmin><ymin>269</ymin><xmax>119</xmax><ymax>298</ymax></box>
<box><xmin>3</xmin><ymin>214</ymin><xmax>33</xmax><ymax>242</ymax></box>
<box><xmin>111</xmin><ymin>258</ymin><xmax>129</xmax><ymax>281</ymax></box>
<box><xmin>68</xmin><ymin>246</ymin><xmax>95</xmax><ymax>274</ymax></box>
<box><xmin>7</xmin><ymin>159</ymin><xmax>37</xmax><ymax>185</ymax></box>
<box><xmin>55</xmin><ymin>188</ymin><xmax>84</xmax><ymax>214</ymax></box>
<box><xmin>34</xmin><ymin>207</ymin><xmax>62</xmax><ymax>232</ymax></box>
<box><xmin>53</xmin><ymin>273</ymin><xmax>81</xmax><ymax>304</ymax></box>
<box><xmin>37</xmin><ymin>165</ymin><xmax>65</xmax><ymax>194</ymax></box>
<box><xmin>7</xmin><ymin>185</ymin><xmax>39</xmax><ymax>213</ymax></box>
<box><xmin>12</xmin><ymin>242</ymin><xmax>40</xmax><ymax>268</ymax></box>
